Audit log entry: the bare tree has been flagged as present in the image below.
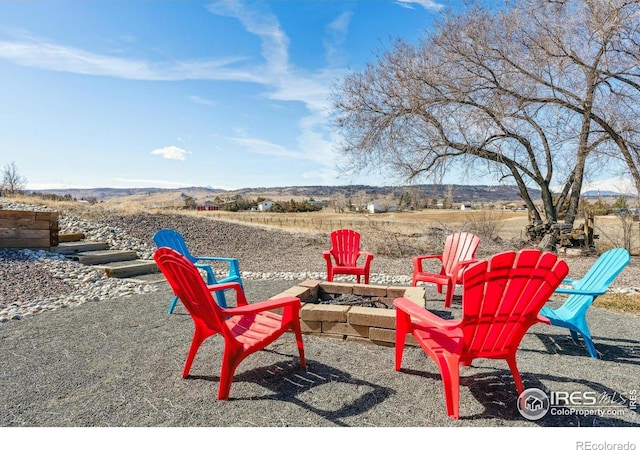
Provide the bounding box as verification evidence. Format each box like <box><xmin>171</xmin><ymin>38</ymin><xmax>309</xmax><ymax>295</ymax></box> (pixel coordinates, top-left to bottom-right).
<box><xmin>1</xmin><ymin>162</ymin><xmax>27</xmax><ymax>195</ymax></box>
<box><xmin>331</xmin><ymin>0</ymin><xmax>640</xmax><ymax>229</ymax></box>
<box><xmin>330</xmin><ymin>192</ymin><xmax>349</xmax><ymax>213</ymax></box>
<box><xmin>350</xmin><ymin>190</ymin><xmax>371</xmax><ymax>213</ymax></box>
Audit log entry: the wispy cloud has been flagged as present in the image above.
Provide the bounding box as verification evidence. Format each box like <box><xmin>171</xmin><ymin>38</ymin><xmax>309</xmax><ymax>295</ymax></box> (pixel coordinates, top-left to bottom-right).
<box><xmin>581</xmin><ymin>177</ymin><xmax>636</xmax><ymax>195</ymax></box>
<box><xmin>206</xmin><ymin>0</ymin><xmax>290</xmax><ymax>75</ymax></box>
<box><xmin>0</xmin><ymin>2</ymin><xmax>351</xmax><ymax>185</ymax></box>
<box><xmin>227</xmin><ymin>137</ymin><xmax>301</xmax><ymax>158</ymax></box>
<box><xmin>396</xmin><ymin>0</ymin><xmax>444</xmax><ymax>11</ymax></box>
<box><xmin>324</xmin><ymin>11</ymin><xmax>353</xmax><ymax>66</ymax></box>
<box><xmin>206</xmin><ymin>0</ymin><xmax>343</xmax><ymax>182</ymax></box>
<box><xmin>188</xmin><ymin>95</ymin><xmax>216</xmax><ymax>106</ymax></box>
<box><xmin>0</xmin><ymin>35</ymin><xmax>263</xmax><ymax>82</ymax></box>
<box><xmin>150</xmin><ymin>146</ymin><xmax>190</xmax><ymax>160</ymax></box>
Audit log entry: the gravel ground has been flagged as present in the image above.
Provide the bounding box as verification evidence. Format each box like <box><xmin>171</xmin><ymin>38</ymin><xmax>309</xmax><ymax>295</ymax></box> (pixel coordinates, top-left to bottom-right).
<box><xmin>1</xmin><ymin>280</ymin><xmax>639</xmax><ymax>429</ymax></box>
<box><xmin>1</xmin><ymin>202</ymin><xmax>640</xmax><ymax>433</ymax></box>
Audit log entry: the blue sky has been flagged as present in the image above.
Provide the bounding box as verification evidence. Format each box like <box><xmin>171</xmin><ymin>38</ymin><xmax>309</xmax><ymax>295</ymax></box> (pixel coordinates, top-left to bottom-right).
<box><xmin>0</xmin><ymin>0</ymin><xmax>631</xmax><ymax>193</ymax></box>
<box><xmin>0</xmin><ymin>0</ymin><xmax>451</xmax><ymax>190</ymax></box>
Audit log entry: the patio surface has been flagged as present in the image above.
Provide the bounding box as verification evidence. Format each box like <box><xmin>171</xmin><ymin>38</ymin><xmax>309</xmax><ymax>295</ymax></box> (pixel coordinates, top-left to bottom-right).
<box><xmin>1</xmin><ymin>279</ymin><xmax>639</xmax><ymax>429</ymax></box>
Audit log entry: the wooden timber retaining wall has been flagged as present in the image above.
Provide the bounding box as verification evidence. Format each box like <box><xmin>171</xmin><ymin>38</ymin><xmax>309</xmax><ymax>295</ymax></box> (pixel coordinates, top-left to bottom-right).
<box><xmin>0</xmin><ymin>210</ymin><xmax>59</xmax><ymax>250</ymax></box>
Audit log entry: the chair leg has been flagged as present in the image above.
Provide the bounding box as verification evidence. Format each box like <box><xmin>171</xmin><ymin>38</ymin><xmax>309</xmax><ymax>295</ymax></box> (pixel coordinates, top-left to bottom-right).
<box><xmin>167</xmin><ymin>295</ymin><xmax>179</xmax><ymax>314</ymax></box>
<box><xmin>218</xmin><ymin>347</ymin><xmax>244</xmax><ymax>400</ymax></box>
<box><xmin>438</xmin><ymin>354</ymin><xmax>461</xmax><ymax>420</ymax></box>
<box><xmin>291</xmin><ymin>319</ymin><xmax>307</xmax><ymax>369</ymax></box>
<box><xmin>444</xmin><ymin>289</ymin><xmax>453</xmax><ymax>308</ymax></box>
<box><xmin>572</xmin><ymin>326</ymin><xmax>598</xmax><ymax>358</ymax></box>
<box><xmin>395</xmin><ymin>309</ymin><xmax>410</xmax><ymax>371</ymax></box>
<box><xmin>570</xmin><ymin>330</ymin><xmax>580</xmax><ymax>344</ymax></box>
<box><xmin>581</xmin><ymin>333</ymin><xmax>598</xmax><ymax>358</ymax></box>
<box><xmin>584</xmin><ymin>339</ymin><xmax>598</xmax><ymax>358</ymax></box>
<box><xmin>506</xmin><ymin>354</ymin><xmax>524</xmax><ymax>394</ymax></box>
<box><xmin>182</xmin><ymin>327</ymin><xmax>209</xmax><ymax>378</ymax></box>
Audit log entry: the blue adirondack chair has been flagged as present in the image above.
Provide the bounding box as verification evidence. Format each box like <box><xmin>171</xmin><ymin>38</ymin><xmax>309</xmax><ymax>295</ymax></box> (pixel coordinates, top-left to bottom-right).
<box><xmin>152</xmin><ymin>228</ymin><xmax>243</xmax><ymax>314</ymax></box>
<box><xmin>539</xmin><ymin>248</ymin><xmax>630</xmax><ymax>358</ymax></box>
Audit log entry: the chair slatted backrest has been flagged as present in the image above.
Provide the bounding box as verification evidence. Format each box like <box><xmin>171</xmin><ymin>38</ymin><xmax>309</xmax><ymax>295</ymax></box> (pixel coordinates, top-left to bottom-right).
<box><xmin>153</xmin><ymin>229</ymin><xmax>197</xmax><ymax>264</ymax></box>
<box><xmin>331</xmin><ymin>229</ymin><xmax>361</xmax><ymax>267</ymax></box>
<box><xmin>559</xmin><ymin>247</ymin><xmax>630</xmax><ymax>314</ymax></box>
<box><xmin>154</xmin><ymin>247</ymin><xmax>227</xmax><ymax>333</ymax></box>
<box><xmin>460</xmin><ymin>249</ymin><xmax>569</xmax><ymax>358</ymax></box>
<box><xmin>442</xmin><ymin>232</ymin><xmax>481</xmax><ymax>276</ymax></box>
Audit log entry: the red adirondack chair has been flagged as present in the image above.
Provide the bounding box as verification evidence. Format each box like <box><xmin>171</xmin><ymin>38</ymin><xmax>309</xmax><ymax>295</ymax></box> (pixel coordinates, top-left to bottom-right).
<box><xmin>412</xmin><ymin>232</ymin><xmax>481</xmax><ymax>307</ymax></box>
<box><xmin>395</xmin><ymin>249</ymin><xmax>569</xmax><ymax>419</ymax></box>
<box><xmin>323</xmin><ymin>229</ymin><xmax>374</xmax><ymax>284</ymax></box>
<box><xmin>153</xmin><ymin>247</ymin><xmax>306</xmax><ymax>400</ymax></box>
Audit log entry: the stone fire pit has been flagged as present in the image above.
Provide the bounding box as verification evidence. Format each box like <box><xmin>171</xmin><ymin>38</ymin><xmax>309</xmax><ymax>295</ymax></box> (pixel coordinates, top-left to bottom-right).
<box><xmin>270</xmin><ymin>280</ymin><xmax>426</xmax><ymax>347</ymax></box>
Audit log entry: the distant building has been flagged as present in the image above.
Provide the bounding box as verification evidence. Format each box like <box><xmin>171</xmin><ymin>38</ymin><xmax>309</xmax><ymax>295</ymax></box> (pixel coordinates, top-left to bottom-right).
<box><xmin>308</xmin><ymin>200</ymin><xmax>328</xmax><ymax>208</ymax></box>
<box><xmin>367</xmin><ymin>201</ymin><xmax>397</xmax><ymax>214</ymax></box>
<box><xmin>460</xmin><ymin>204</ymin><xmax>472</xmax><ymax>210</ymax></box>
<box><xmin>257</xmin><ymin>200</ymin><xmax>274</xmax><ymax>212</ymax></box>
<box><xmin>197</xmin><ymin>200</ymin><xmax>220</xmax><ymax>211</ymax></box>
<box><xmin>502</xmin><ymin>202</ymin><xmax>526</xmax><ymax>211</ymax></box>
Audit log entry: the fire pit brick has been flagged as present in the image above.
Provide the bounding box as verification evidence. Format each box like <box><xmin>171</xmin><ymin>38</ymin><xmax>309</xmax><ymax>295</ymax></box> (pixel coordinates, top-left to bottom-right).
<box><xmin>402</xmin><ymin>287</ymin><xmax>427</xmax><ymax>305</ymax></box>
<box><xmin>322</xmin><ymin>322</ymin><xmax>369</xmax><ymax>338</ymax></box>
<box><xmin>301</xmin><ymin>303</ymin><xmax>350</xmax><ymax>322</ymax></box>
<box><xmin>370</xmin><ymin>327</ymin><xmax>418</xmax><ymax>346</ymax></box>
<box><xmin>347</xmin><ymin>306</ymin><xmax>395</xmax><ymax>328</ymax></box>
<box><xmin>270</xmin><ymin>285</ymin><xmax>314</xmax><ymax>303</ymax></box>
<box><xmin>277</xmin><ymin>280</ymin><xmax>425</xmax><ymax>347</ymax></box>
<box><xmin>352</xmin><ymin>284</ymin><xmax>387</xmax><ymax>297</ymax></box>
<box><xmin>300</xmin><ymin>320</ymin><xmax>321</xmax><ymax>334</ymax></box>
<box><xmin>318</xmin><ymin>282</ymin><xmax>355</xmax><ymax>295</ymax></box>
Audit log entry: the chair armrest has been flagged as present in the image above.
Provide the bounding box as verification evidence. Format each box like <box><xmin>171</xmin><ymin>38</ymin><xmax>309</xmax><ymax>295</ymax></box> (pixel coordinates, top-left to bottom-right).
<box><xmin>414</xmin><ymin>254</ymin><xmax>443</xmax><ymax>263</ymax></box>
<box><xmin>194</xmin><ymin>256</ymin><xmax>238</xmax><ymax>264</ymax></box>
<box><xmin>393</xmin><ymin>297</ymin><xmax>460</xmax><ymax>329</ymax></box>
<box><xmin>562</xmin><ymin>278</ymin><xmax>575</xmax><ymax>284</ymax></box>
<box><xmin>452</xmin><ymin>258</ymin><xmax>477</xmax><ymax>274</ymax></box>
<box><xmin>536</xmin><ymin>313</ymin><xmax>551</xmax><ymax>325</ymax></box>
<box><xmin>554</xmin><ymin>287</ymin><xmax>607</xmax><ymax>296</ymax></box>
<box><xmin>207</xmin><ymin>282</ymin><xmax>248</xmax><ymax>305</ymax></box>
<box><xmin>456</xmin><ymin>258</ymin><xmax>477</xmax><ymax>268</ymax></box>
<box><xmin>323</xmin><ymin>250</ymin><xmax>334</xmax><ymax>266</ymax></box>
<box><xmin>359</xmin><ymin>251</ymin><xmax>374</xmax><ymax>262</ymax></box>
<box><xmin>450</xmin><ymin>258</ymin><xmax>477</xmax><ymax>286</ymax></box>
<box><xmin>223</xmin><ymin>296</ymin><xmax>301</xmax><ymax>316</ymax></box>
<box><xmin>413</xmin><ymin>254</ymin><xmax>443</xmax><ymax>272</ymax></box>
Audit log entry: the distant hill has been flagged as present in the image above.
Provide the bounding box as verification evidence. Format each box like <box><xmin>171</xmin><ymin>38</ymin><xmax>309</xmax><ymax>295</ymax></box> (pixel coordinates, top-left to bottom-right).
<box><xmin>29</xmin><ymin>186</ymin><xmax>226</xmax><ymax>200</ymax></box>
<box><xmin>30</xmin><ymin>184</ymin><xmax>537</xmax><ymax>204</ymax></box>
<box><xmin>232</xmin><ymin>184</ymin><xmax>538</xmax><ymax>203</ymax></box>
<box><xmin>582</xmin><ymin>190</ymin><xmax>635</xmax><ymax>198</ymax></box>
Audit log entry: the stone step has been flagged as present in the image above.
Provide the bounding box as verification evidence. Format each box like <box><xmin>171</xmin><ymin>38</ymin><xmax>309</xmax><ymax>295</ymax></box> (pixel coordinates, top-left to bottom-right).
<box><xmin>58</xmin><ymin>232</ymin><xmax>86</xmax><ymax>243</ymax></box>
<box><xmin>93</xmin><ymin>260</ymin><xmax>159</xmax><ymax>278</ymax></box>
<box><xmin>50</xmin><ymin>241</ymin><xmax>110</xmax><ymax>255</ymax></box>
<box><xmin>68</xmin><ymin>249</ymin><xmax>139</xmax><ymax>265</ymax></box>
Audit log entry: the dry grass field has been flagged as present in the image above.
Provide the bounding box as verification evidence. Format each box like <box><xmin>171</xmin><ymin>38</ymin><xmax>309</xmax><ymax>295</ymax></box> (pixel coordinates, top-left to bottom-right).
<box><xmin>3</xmin><ymin>193</ymin><xmax>640</xmax><ymax>314</ymax></box>
<box><xmin>7</xmin><ymin>192</ymin><xmax>638</xmax><ymax>253</ymax></box>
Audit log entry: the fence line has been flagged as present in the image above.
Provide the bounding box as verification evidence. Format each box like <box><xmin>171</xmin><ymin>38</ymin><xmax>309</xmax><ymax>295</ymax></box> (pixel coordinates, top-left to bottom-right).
<box><xmin>207</xmin><ymin>213</ymin><xmax>396</xmax><ymax>232</ymax></box>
